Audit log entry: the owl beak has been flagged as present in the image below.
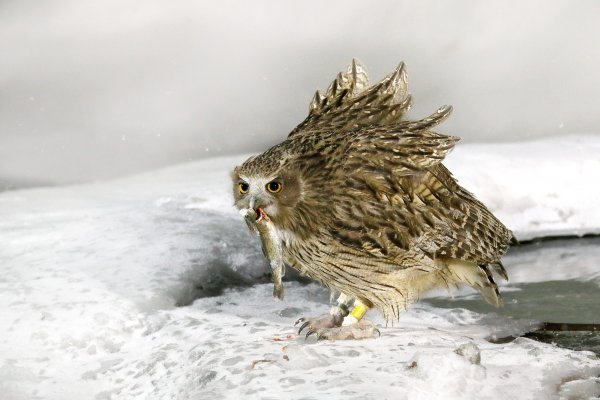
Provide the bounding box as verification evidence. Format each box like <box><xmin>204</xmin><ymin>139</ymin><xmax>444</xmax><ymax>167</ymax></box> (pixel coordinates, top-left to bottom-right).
<box><xmin>249</xmin><ymin>196</ymin><xmax>269</xmax><ymax>222</ymax></box>
<box><xmin>255</xmin><ymin>207</ymin><xmax>269</xmax><ymax>222</ymax></box>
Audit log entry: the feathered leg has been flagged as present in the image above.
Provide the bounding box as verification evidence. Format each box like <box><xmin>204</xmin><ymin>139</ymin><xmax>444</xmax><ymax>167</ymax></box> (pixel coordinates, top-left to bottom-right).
<box><xmin>295</xmin><ymin>293</ymin><xmax>352</xmax><ymax>333</ymax></box>
<box><xmin>296</xmin><ymin>295</ymin><xmax>379</xmax><ymax>340</ymax></box>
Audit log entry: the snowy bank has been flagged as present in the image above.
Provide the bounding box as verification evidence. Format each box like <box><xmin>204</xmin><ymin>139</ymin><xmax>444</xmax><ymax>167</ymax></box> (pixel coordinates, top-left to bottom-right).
<box><xmin>1</xmin><ymin>135</ymin><xmax>599</xmax><ymax>399</ymax></box>
<box><xmin>445</xmin><ymin>134</ymin><xmax>600</xmax><ymax>241</ymax></box>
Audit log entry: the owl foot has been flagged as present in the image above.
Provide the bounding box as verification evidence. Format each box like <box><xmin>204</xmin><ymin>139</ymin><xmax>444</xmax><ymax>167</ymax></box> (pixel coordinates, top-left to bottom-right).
<box><xmin>295</xmin><ymin>314</ymin><xmax>344</xmax><ymax>335</ymax></box>
<box><xmin>302</xmin><ymin>319</ymin><xmax>380</xmax><ymax>341</ymax></box>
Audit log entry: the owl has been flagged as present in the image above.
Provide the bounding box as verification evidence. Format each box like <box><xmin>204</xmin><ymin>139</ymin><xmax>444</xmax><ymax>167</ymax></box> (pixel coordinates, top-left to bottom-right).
<box><xmin>233</xmin><ymin>60</ymin><xmax>513</xmax><ymax>340</ymax></box>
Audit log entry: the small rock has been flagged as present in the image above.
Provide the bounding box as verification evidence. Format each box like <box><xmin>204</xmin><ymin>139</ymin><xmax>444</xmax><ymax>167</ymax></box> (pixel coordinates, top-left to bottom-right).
<box><xmin>454</xmin><ymin>342</ymin><xmax>481</xmax><ymax>365</ymax></box>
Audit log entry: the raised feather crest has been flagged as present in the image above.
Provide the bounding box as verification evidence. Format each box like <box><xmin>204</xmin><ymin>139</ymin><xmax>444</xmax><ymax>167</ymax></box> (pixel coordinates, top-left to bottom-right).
<box><xmin>289</xmin><ymin>59</ymin><xmax>452</xmax><ymax>138</ymax></box>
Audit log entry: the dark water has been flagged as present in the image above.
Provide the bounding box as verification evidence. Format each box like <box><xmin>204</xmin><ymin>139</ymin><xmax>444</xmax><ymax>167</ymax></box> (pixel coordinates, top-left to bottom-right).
<box><xmin>425</xmin><ymin>237</ymin><xmax>600</xmax><ymax>355</ymax></box>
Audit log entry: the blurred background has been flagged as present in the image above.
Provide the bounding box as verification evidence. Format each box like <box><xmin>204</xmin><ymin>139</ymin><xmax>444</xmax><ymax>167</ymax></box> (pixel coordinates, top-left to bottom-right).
<box><xmin>1</xmin><ymin>0</ymin><xmax>599</xmax><ymax>189</ymax></box>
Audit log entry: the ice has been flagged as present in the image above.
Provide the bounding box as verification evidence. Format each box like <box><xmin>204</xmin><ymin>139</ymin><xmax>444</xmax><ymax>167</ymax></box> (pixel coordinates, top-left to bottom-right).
<box><xmin>1</xmin><ymin>135</ymin><xmax>600</xmax><ymax>399</ymax></box>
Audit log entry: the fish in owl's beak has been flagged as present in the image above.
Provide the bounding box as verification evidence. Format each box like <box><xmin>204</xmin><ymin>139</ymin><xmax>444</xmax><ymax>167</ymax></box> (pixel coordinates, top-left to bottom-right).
<box><xmin>241</xmin><ymin>207</ymin><xmax>285</xmax><ymax>299</ymax></box>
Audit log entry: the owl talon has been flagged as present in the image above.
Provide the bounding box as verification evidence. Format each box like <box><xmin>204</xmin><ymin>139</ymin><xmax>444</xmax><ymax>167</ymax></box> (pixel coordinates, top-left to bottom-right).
<box><xmin>305</xmin><ymin>329</ymin><xmax>317</xmax><ymax>339</ymax></box>
<box><xmin>298</xmin><ymin>321</ymin><xmax>311</xmax><ymax>335</ymax></box>
<box><xmin>302</xmin><ymin>320</ymin><xmax>380</xmax><ymax>341</ymax></box>
<box><xmin>294</xmin><ymin>313</ymin><xmax>344</xmax><ymax>336</ymax></box>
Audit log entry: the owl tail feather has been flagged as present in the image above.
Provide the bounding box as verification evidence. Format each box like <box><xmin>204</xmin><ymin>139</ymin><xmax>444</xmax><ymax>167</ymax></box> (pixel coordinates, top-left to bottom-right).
<box><xmin>444</xmin><ymin>259</ymin><xmax>503</xmax><ymax>307</ymax></box>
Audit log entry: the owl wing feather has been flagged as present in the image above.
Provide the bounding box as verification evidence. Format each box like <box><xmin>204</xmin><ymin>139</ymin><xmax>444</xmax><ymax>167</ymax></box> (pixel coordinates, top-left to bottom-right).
<box><xmin>341</xmin><ymin>106</ymin><xmax>456</xmax><ymax>175</ymax></box>
<box><xmin>314</xmin><ymin>110</ymin><xmax>512</xmax><ymax>267</ymax></box>
<box><xmin>288</xmin><ymin>60</ymin><xmax>512</xmax><ymax>270</ymax></box>
<box><xmin>289</xmin><ymin>59</ymin><xmax>412</xmax><ymax>138</ymax></box>
<box><xmin>327</xmin><ymin>164</ymin><xmax>512</xmax><ymax>267</ymax></box>
<box><xmin>418</xmin><ymin>164</ymin><xmax>513</xmax><ymax>263</ymax></box>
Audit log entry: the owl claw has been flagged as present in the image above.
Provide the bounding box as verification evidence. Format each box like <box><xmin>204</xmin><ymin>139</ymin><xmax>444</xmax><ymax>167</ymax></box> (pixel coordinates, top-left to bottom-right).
<box><xmin>294</xmin><ymin>313</ymin><xmax>343</xmax><ymax>336</ymax></box>
<box><xmin>305</xmin><ymin>329</ymin><xmax>317</xmax><ymax>339</ymax></box>
<box><xmin>298</xmin><ymin>321</ymin><xmax>311</xmax><ymax>335</ymax></box>
<box><xmin>298</xmin><ymin>319</ymin><xmax>380</xmax><ymax>341</ymax></box>
<box><xmin>294</xmin><ymin>314</ymin><xmax>379</xmax><ymax>340</ymax></box>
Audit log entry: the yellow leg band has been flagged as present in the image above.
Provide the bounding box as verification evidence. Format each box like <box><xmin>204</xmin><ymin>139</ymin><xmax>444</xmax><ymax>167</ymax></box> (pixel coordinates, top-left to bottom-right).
<box><xmin>351</xmin><ymin>304</ymin><xmax>368</xmax><ymax>320</ymax></box>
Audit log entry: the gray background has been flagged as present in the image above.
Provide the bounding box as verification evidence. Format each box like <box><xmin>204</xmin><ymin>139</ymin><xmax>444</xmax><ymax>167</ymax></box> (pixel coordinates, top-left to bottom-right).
<box><xmin>1</xmin><ymin>0</ymin><xmax>599</xmax><ymax>187</ymax></box>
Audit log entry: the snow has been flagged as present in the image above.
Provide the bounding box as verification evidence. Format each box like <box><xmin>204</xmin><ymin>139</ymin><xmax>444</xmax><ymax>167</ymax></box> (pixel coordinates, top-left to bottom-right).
<box><xmin>446</xmin><ymin>134</ymin><xmax>600</xmax><ymax>241</ymax></box>
<box><xmin>1</xmin><ymin>135</ymin><xmax>600</xmax><ymax>399</ymax></box>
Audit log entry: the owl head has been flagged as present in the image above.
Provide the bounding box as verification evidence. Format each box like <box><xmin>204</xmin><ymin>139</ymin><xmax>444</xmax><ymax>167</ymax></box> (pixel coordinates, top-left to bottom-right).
<box><xmin>232</xmin><ymin>143</ymin><xmax>304</xmax><ymax>227</ymax></box>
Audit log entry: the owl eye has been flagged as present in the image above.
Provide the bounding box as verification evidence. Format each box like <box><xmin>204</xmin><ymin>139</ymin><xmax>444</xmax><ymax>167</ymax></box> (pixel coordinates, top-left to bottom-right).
<box><xmin>266</xmin><ymin>181</ymin><xmax>282</xmax><ymax>193</ymax></box>
<box><xmin>239</xmin><ymin>182</ymin><xmax>249</xmax><ymax>194</ymax></box>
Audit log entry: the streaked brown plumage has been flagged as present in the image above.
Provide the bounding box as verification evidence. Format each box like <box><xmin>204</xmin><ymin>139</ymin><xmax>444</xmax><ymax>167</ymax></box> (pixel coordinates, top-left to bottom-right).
<box><xmin>233</xmin><ymin>60</ymin><xmax>513</xmax><ymax>322</ymax></box>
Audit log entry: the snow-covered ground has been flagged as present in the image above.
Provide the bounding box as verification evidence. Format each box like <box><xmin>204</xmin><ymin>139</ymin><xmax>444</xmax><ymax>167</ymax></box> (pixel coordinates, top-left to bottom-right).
<box><xmin>1</xmin><ymin>135</ymin><xmax>599</xmax><ymax>399</ymax></box>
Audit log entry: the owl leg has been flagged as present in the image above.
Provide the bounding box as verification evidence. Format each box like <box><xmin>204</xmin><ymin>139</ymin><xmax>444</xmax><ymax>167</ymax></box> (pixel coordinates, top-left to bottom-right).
<box><xmin>311</xmin><ymin>300</ymin><xmax>380</xmax><ymax>340</ymax></box>
<box><xmin>295</xmin><ymin>293</ymin><xmax>352</xmax><ymax>334</ymax></box>
<box><xmin>296</xmin><ymin>297</ymin><xmax>380</xmax><ymax>340</ymax></box>
<box><xmin>342</xmin><ymin>300</ymin><xmax>369</xmax><ymax>325</ymax></box>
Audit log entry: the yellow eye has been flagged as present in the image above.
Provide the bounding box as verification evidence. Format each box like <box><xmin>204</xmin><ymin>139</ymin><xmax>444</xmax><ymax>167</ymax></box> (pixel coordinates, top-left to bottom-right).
<box><xmin>266</xmin><ymin>181</ymin><xmax>282</xmax><ymax>193</ymax></box>
<box><xmin>239</xmin><ymin>182</ymin><xmax>249</xmax><ymax>194</ymax></box>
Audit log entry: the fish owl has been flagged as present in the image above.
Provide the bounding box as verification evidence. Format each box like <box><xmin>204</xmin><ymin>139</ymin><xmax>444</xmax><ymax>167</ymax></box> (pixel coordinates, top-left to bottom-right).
<box><xmin>233</xmin><ymin>60</ymin><xmax>513</xmax><ymax>340</ymax></box>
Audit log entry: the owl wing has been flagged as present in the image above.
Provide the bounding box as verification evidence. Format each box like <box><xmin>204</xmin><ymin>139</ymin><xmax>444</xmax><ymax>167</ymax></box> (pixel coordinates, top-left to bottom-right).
<box><xmin>324</xmin><ymin>117</ymin><xmax>512</xmax><ymax>266</ymax></box>
<box><xmin>290</xmin><ymin>60</ymin><xmax>512</xmax><ymax>265</ymax></box>
<box><xmin>289</xmin><ymin>59</ymin><xmax>412</xmax><ymax>138</ymax></box>
<box><xmin>422</xmin><ymin>164</ymin><xmax>514</xmax><ymax>263</ymax></box>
